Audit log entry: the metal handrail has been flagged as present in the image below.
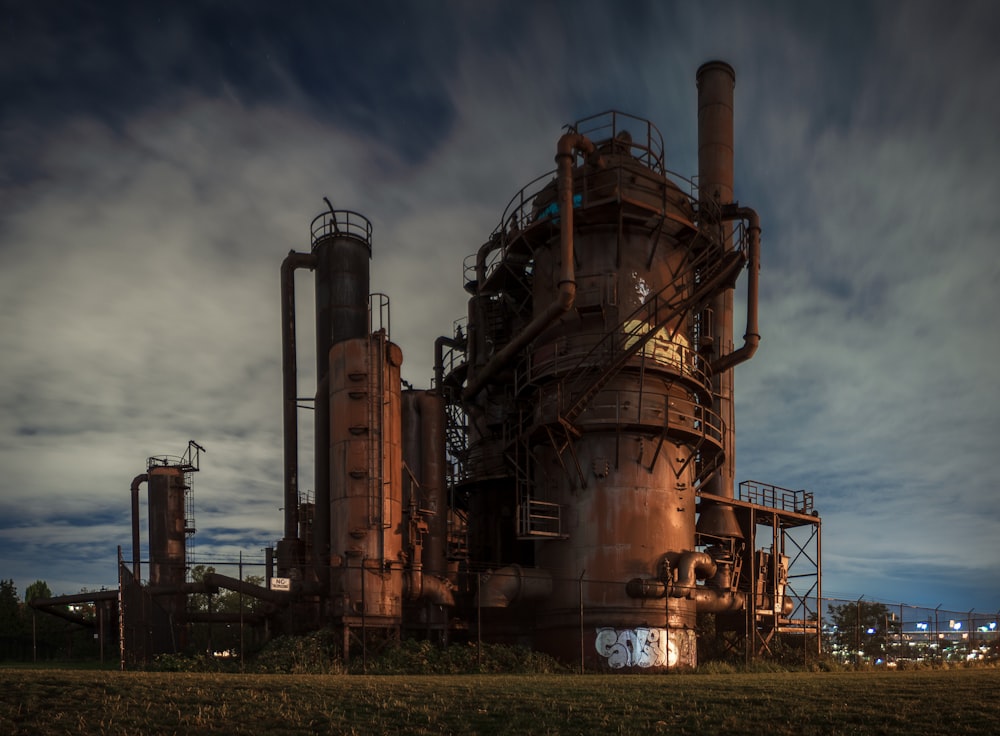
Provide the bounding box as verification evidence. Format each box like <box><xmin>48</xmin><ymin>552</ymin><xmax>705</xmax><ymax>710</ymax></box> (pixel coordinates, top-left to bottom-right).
<box><xmin>310</xmin><ymin>209</ymin><xmax>373</xmax><ymax>250</ymax></box>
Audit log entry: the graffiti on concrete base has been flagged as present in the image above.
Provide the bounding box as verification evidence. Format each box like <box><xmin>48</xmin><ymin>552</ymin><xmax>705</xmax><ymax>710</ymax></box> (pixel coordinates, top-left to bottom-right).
<box><xmin>595</xmin><ymin>627</ymin><xmax>677</xmax><ymax>668</ymax></box>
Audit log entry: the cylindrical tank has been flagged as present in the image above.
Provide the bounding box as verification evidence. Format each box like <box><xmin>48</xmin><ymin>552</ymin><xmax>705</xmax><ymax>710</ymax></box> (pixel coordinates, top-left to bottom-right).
<box><xmin>147</xmin><ymin>464</ymin><xmax>187</xmax><ymax>589</ymax></box>
<box><xmin>328</xmin><ymin>333</ymin><xmax>405</xmax><ymax>624</ymax></box>
<box><xmin>456</xmin><ymin>112</ymin><xmax>736</xmax><ymax>669</ymax></box>
<box><xmin>312</xmin><ymin>211</ymin><xmax>373</xmax><ymax>378</ymax></box>
<box><xmin>310</xmin><ymin>210</ymin><xmax>373</xmax><ymax>583</ymax></box>
<box><xmin>400</xmin><ymin>390</ymin><xmax>448</xmax><ymax>578</ymax></box>
<box><xmin>146</xmin><ymin>462</ymin><xmax>188</xmax><ymax>650</ymax></box>
<box><xmin>527</xmin><ymin>154</ymin><xmax>715</xmax><ymax>669</ymax></box>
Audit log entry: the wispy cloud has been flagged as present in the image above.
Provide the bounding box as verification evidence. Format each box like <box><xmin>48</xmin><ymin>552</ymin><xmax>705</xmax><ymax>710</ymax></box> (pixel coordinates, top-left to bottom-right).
<box><xmin>1</xmin><ymin>2</ymin><xmax>997</xmax><ymax>614</ymax></box>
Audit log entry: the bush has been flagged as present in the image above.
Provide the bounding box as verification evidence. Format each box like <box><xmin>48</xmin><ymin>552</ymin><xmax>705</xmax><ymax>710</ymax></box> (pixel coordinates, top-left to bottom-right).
<box><xmin>148</xmin><ymin>652</ymin><xmax>240</xmax><ymax>673</ymax></box>
<box><xmin>251</xmin><ymin>629</ymin><xmax>345</xmax><ymax>674</ymax></box>
<box><xmin>360</xmin><ymin>639</ymin><xmax>568</xmax><ymax>675</ymax></box>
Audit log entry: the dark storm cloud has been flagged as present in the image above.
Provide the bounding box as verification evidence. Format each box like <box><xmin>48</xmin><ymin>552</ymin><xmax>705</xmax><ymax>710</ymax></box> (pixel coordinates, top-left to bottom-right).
<box><xmin>0</xmin><ymin>0</ymin><xmax>997</xmax><ymax>614</ymax></box>
<box><xmin>0</xmin><ymin>1</ymin><xmax>460</xmax><ymax>187</ymax></box>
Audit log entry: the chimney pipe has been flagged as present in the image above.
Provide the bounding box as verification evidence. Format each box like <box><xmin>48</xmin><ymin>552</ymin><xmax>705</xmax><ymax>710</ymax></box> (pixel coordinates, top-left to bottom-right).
<box><xmin>697</xmin><ymin>60</ymin><xmax>735</xmax><ymax>207</ymax></box>
<box><xmin>697</xmin><ymin>60</ymin><xmax>738</xmax><ymax>502</ymax></box>
<box><xmin>280</xmin><ymin>250</ymin><xmax>316</xmax><ymax>546</ymax></box>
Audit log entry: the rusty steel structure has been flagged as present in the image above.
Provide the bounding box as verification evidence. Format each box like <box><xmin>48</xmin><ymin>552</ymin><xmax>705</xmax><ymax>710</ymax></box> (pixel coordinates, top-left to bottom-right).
<box><xmin>267</xmin><ymin>60</ymin><xmax>821</xmax><ymax>669</ymax></box>
<box><xmin>32</xmin><ymin>61</ymin><xmax>821</xmax><ymax>670</ymax></box>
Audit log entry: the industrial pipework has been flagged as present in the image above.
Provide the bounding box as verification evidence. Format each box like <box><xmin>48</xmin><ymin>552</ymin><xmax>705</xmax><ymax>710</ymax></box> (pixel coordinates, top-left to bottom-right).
<box><xmin>437</xmin><ymin>61</ymin><xmax>776</xmax><ymax>669</ymax></box>
<box><xmin>40</xmin><ymin>61</ymin><xmax>819</xmax><ymax>671</ymax></box>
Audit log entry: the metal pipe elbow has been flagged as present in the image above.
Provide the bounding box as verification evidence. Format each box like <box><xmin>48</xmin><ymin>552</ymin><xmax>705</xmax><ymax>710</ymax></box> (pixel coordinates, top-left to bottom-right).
<box><xmin>405</xmin><ymin>566</ymin><xmax>455</xmax><ymax>607</ymax></box>
<box><xmin>475</xmin><ymin>565</ymin><xmax>552</xmax><ymax>608</ymax></box>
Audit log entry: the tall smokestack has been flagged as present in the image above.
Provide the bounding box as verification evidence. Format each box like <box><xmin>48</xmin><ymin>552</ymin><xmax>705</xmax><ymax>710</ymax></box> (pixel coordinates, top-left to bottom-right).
<box><xmin>697</xmin><ymin>60</ymin><xmax>735</xmax><ymax>206</ymax></box>
<box><xmin>697</xmin><ymin>60</ymin><xmax>738</xmax><ymax>505</ymax></box>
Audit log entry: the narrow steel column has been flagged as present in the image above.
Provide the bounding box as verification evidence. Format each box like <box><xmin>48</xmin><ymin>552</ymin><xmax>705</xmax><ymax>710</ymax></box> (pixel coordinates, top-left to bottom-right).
<box><xmin>698</xmin><ymin>60</ymin><xmax>737</xmax><ymax>500</ymax></box>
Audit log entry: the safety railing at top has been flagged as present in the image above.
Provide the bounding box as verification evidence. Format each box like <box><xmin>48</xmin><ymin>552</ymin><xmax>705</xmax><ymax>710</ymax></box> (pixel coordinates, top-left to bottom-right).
<box><xmin>575</xmin><ymin>110</ymin><xmax>667</xmax><ymax>175</ymax></box>
<box><xmin>310</xmin><ymin>209</ymin><xmax>373</xmax><ymax>251</ymax></box>
<box><xmin>464</xmin><ymin>110</ymin><xmax>723</xmax><ymax>294</ymax></box>
<box><xmin>739</xmin><ymin>480</ymin><xmax>815</xmax><ymax>515</ymax></box>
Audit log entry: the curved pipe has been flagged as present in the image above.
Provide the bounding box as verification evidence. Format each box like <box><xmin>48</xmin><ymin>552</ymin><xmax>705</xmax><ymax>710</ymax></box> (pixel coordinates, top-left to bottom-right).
<box><xmin>434</xmin><ymin>334</ymin><xmax>464</xmax><ymax>391</ymax></box>
<box><xmin>688</xmin><ymin>588</ymin><xmax>746</xmax><ymax>613</ymax></box>
<box><xmin>461</xmin><ymin>133</ymin><xmax>599</xmax><ymax>401</ymax></box>
<box><xmin>130</xmin><ymin>473</ymin><xmax>147</xmax><ymax>577</ymax></box>
<box><xmin>280</xmin><ymin>250</ymin><xmax>317</xmax><ymax>542</ymax></box>
<box><xmin>710</xmin><ymin>206</ymin><xmax>760</xmax><ymax>375</ymax></box>
<box><xmin>671</xmin><ymin>551</ymin><xmax>718</xmax><ymax>591</ymax></box>
<box><xmin>475</xmin><ymin>565</ymin><xmax>552</xmax><ymax>608</ymax></box>
<box><xmin>626</xmin><ymin>551</ymin><xmax>745</xmax><ymax>613</ymax></box>
<box><xmin>405</xmin><ymin>565</ymin><xmax>456</xmax><ymax>607</ymax></box>
<box><xmin>474</xmin><ymin>236</ymin><xmax>503</xmax><ymax>289</ymax></box>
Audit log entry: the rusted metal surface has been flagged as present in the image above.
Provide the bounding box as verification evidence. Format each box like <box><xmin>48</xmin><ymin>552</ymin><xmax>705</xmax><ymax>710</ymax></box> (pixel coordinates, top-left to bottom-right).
<box><xmin>66</xmin><ymin>62</ymin><xmax>820</xmax><ymax>671</ymax></box>
<box><xmin>146</xmin><ymin>464</ymin><xmax>187</xmax><ymax>591</ymax></box>
<box><xmin>440</xmin><ymin>65</ymin><xmax>783</xmax><ymax>669</ymax></box>
<box><xmin>698</xmin><ymin>60</ymin><xmax>738</xmax><ymax>504</ymax></box>
<box><xmin>328</xmin><ymin>332</ymin><xmax>405</xmax><ymax>624</ymax></box>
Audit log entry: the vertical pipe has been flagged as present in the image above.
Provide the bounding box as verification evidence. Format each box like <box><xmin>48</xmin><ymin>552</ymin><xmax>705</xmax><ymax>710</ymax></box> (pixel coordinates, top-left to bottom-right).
<box><xmin>578</xmin><ymin>569</ymin><xmax>586</xmax><ymax>674</ymax></box>
<box><xmin>129</xmin><ymin>474</ymin><xmax>148</xmax><ymax>578</ymax></box>
<box><xmin>697</xmin><ymin>60</ymin><xmax>737</xmax><ymax>501</ymax></box>
<box><xmin>460</xmin><ymin>132</ymin><xmax>597</xmax><ymax>401</ymax></box>
<box><xmin>280</xmin><ymin>251</ymin><xmax>316</xmax><ymax>553</ymax></box>
<box><xmin>418</xmin><ymin>391</ymin><xmax>448</xmax><ymax>577</ymax></box>
<box><xmin>117</xmin><ymin>545</ymin><xmax>125</xmax><ymax>671</ymax></box>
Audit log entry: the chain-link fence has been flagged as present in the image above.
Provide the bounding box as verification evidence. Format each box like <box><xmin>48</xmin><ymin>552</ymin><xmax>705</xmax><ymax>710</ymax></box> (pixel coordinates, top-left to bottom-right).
<box><xmin>818</xmin><ymin>597</ymin><xmax>999</xmax><ymax>666</ymax></box>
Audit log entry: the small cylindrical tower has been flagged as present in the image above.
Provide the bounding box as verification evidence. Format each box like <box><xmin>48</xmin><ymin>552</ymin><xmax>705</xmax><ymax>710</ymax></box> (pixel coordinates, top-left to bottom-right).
<box><xmin>147</xmin><ymin>463</ymin><xmax>188</xmax><ymax>589</ymax></box>
<box><xmin>146</xmin><ymin>460</ymin><xmax>189</xmax><ymax>650</ymax></box>
<box><xmin>310</xmin><ymin>210</ymin><xmax>373</xmax><ymax>577</ymax></box>
<box><xmin>328</xmin><ymin>331</ymin><xmax>405</xmax><ymax>624</ymax></box>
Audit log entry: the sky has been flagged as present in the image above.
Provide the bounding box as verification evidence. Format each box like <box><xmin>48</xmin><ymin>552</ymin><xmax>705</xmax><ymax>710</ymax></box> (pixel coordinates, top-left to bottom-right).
<box><xmin>1</xmin><ymin>0</ymin><xmax>998</xmax><ymax>619</ymax></box>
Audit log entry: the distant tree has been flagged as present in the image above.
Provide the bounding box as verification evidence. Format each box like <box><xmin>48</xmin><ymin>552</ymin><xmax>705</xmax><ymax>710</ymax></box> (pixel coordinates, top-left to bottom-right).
<box><xmin>827</xmin><ymin>600</ymin><xmax>892</xmax><ymax>663</ymax></box>
<box><xmin>24</xmin><ymin>580</ymin><xmax>52</xmax><ymax>604</ymax></box>
<box><xmin>189</xmin><ymin>565</ymin><xmax>216</xmax><ymax>613</ymax></box>
<box><xmin>0</xmin><ymin>580</ymin><xmax>22</xmax><ymax>637</ymax></box>
<box><xmin>187</xmin><ymin>566</ymin><xmax>267</xmax><ymax>656</ymax></box>
<box><xmin>22</xmin><ymin>580</ymin><xmax>63</xmax><ymax>660</ymax></box>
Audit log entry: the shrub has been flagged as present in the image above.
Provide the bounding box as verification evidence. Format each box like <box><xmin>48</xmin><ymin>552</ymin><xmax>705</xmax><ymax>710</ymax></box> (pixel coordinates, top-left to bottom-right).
<box><xmin>359</xmin><ymin>639</ymin><xmax>568</xmax><ymax>675</ymax></box>
<box><xmin>252</xmin><ymin>628</ymin><xmax>345</xmax><ymax>674</ymax></box>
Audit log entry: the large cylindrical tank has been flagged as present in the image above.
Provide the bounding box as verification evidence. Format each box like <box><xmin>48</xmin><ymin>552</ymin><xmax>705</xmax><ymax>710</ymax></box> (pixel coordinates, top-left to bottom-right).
<box><xmin>530</xmin><ymin>168</ymin><xmax>713</xmax><ymax>669</ymax></box>
<box><xmin>454</xmin><ymin>117</ymin><xmax>724</xmax><ymax>670</ymax></box>
<box><xmin>328</xmin><ymin>333</ymin><xmax>405</xmax><ymax>624</ymax></box>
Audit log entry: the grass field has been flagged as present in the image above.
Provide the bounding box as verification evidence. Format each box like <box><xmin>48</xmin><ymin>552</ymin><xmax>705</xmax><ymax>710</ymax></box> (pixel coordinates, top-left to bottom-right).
<box><xmin>1</xmin><ymin>667</ymin><xmax>997</xmax><ymax>735</ymax></box>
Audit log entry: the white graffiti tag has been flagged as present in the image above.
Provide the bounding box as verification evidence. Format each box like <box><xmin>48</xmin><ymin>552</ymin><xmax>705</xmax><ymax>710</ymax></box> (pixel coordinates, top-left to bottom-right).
<box><xmin>595</xmin><ymin>627</ymin><xmax>677</xmax><ymax>668</ymax></box>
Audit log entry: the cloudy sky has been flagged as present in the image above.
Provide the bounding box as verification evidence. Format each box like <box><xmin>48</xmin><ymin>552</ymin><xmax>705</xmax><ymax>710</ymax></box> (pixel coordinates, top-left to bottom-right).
<box><xmin>2</xmin><ymin>1</ymin><xmax>998</xmax><ymax>618</ymax></box>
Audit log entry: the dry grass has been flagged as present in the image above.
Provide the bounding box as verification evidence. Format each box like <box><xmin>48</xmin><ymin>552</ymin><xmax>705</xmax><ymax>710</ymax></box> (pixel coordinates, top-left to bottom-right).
<box><xmin>1</xmin><ymin>667</ymin><xmax>998</xmax><ymax>735</ymax></box>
